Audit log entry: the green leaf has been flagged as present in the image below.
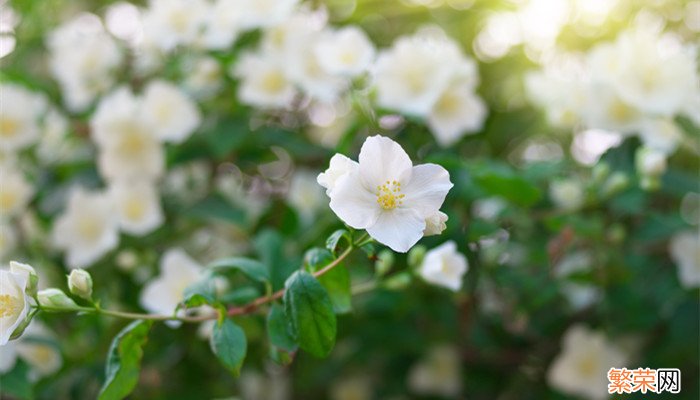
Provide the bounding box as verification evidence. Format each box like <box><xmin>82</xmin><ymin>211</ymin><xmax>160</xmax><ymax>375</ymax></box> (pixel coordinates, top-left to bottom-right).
<box><xmin>283</xmin><ymin>271</ymin><xmax>337</xmax><ymax>358</ymax></box>
<box><xmin>0</xmin><ymin>360</ymin><xmax>33</xmax><ymax>400</ymax></box>
<box><xmin>266</xmin><ymin>303</ymin><xmax>298</xmax><ymax>352</ymax></box>
<box><xmin>98</xmin><ymin>320</ymin><xmax>153</xmax><ymax>400</ymax></box>
<box><xmin>210</xmin><ymin>318</ymin><xmax>247</xmax><ymax>376</ymax></box>
<box><xmin>208</xmin><ymin>257</ymin><xmax>270</xmax><ymax>284</ymax></box>
<box><xmin>326</xmin><ymin>229</ymin><xmax>351</xmax><ymax>256</ymax></box>
<box><xmin>304</xmin><ymin>249</ymin><xmax>352</xmax><ymax>314</ymax></box>
<box><xmin>183</xmin><ymin>277</ymin><xmax>217</xmax><ymax>307</ymax></box>
<box><xmin>254</xmin><ymin>229</ymin><xmax>298</xmax><ymax>291</ymax></box>
<box><xmin>185</xmin><ymin>194</ymin><xmax>247</xmax><ymax>226</ymax></box>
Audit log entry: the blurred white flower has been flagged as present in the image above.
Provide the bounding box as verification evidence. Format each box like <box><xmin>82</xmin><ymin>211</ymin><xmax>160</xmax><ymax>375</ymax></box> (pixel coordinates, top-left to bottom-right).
<box><xmin>47</xmin><ymin>13</ymin><xmax>122</xmax><ymax>112</ymax></box>
<box><xmin>423</xmin><ymin>211</ymin><xmax>448</xmax><ymax>236</ymax></box>
<box><xmin>315</xmin><ymin>26</ymin><xmax>375</xmax><ymax>77</ymax></box>
<box><xmin>14</xmin><ymin>322</ymin><xmax>62</xmax><ymax>381</ymax></box>
<box><xmin>549</xmin><ymin>179</ymin><xmax>584</xmax><ymax>211</ymax></box>
<box><xmin>317</xmin><ymin>154</ymin><xmax>358</xmax><ymax>195</ymax></box>
<box><xmin>524</xmin><ymin>59</ymin><xmax>587</xmax><ymax>129</ymax></box>
<box><xmin>560</xmin><ymin>282</ymin><xmax>601</xmax><ymax>311</ymax></box>
<box><xmin>547</xmin><ymin>324</ymin><xmax>628</xmax><ymax>400</ymax></box>
<box><xmin>141</xmin><ymin>0</ymin><xmax>208</xmax><ymax>52</ymax></box>
<box><xmin>287</xmin><ymin>170</ymin><xmax>326</xmax><ymax>222</ymax></box>
<box><xmin>0</xmin><ymin>224</ymin><xmax>16</xmax><ymax>260</ymax></box>
<box><xmin>141</xmin><ymin>80</ymin><xmax>201</xmax><ymax>143</ymax></box>
<box><xmin>0</xmin><ymin>322</ymin><xmax>62</xmax><ymax>380</ymax></box>
<box><xmin>36</xmin><ymin>108</ymin><xmax>73</xmax><ymax>165</ymax></box>
<box><xmin>637</xmin><ymin>118</ymin><xmax>683</xmax><ymax>155</ymax></box>
<box><xmin>321</xmin><ymin>135</ymin><xmax>453</xmax><ymax>252</ymax></box>
<box><xmin>183</xmin><ymin>56</ymin><xmax>223</xmax><ymax>98</ymax></box>
<box><xmin>580</xmin><ymin>85</ymin><xmax>642</xmax><ymax>134</ymax></box>
<box><xmin>330</xmin><ymin>375</ymin><xmax>372</xmax><ymax>400</ymax></box>
<box><xmin>612</xmin><ymin>28</ymin><xmax>697</xmax><ymax>116</ymax></box>
<box><xmin>373</xmin><ymin>32</ymin><xmax>464</xmax><ymax>116</ymax></box>
<box><xmin>427</xmin><ymin>83</ymin><xmax>487</xmax><ymax>146</ymax></box>
<box><xmin>0</xmin><ymin>84</ymin><xmax>46</xmax><ymax>152</ymax></box>
<box><xmin>0</xmin><ymin>164</ymin><xmax>33</xmax><ymax>218</ymax></box>
<box><xmin>52</xmin><ymin>188</ymin><xmax>119</xmax><ymax>269</ymax></box>
<box><xmin>200</xmin><ymin>0</ymin><xmax>240</xmax><ymax>50</ymax></box>
<box><xmin>635</xmin><ymin>146</ymin><xmax>667</xmax><ymax>178</ymax></box>
<box><xmin>669</xmin><ymin>230</ymin><xmax>700</xmax><ymax>289</ymax></box>
<box><xmin>91</xmin><ymin>87</ymin><xmax>165</xmax><ymax>182</ymax></box>
<box><xmin>234</xmin><ymin>0</ymin><xmax>299</xmax><ymax>30</ymax></box>
<box><xmin>408</xmin><ymin>345</ymin><xmax>462</xmax><ymax>397</ymax></box>
<box><xmin>233</xmin><ymin>50</ymin><xmax>297</xmax><ymax>109</ymax></box>
<box><xmin>108</xmin><ymin>180</ymin><xmax>163</xmax><ymax>236</ymax></box>
<box><xmin>418</xmin><ymin>241</ymin><xmax>467</xmax><ymax>291</ymax></box>
<box><xmin>0</xmin><ymin>265</ymin><xmax>31</xmax><ymax>345</ymax></box>
<box><xmin>140</xmin><ymin>248</ymin><xmax>203</xmax><ymax>325</ymax></box>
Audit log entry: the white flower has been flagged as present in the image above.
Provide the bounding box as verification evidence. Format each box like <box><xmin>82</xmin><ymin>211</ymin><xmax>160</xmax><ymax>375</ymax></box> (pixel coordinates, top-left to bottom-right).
<box><xmin>140</xmin><ymin>249</ymin><xmax>203</xmax><ymax>324</ymax></box>
<box><xmin>0</xmin><ymin>84</ymin><xmax>46</xmax><ymax>152</ymax></box>
<box><xmin>427</xmin><ymin>83</ymin><xmax>487</xmax><ymax>147</ymax></box>
<box><xmin>108</xmin><ymin>180</ymin><xmax>164</xmax><ymax>236</ymax></box>
<box><xmin>141</xmin><ymin>0</ymin><xmax>208</xmax><ymax>52</ymax></box>
<box><xmin>0</xmin><ymin>164</ymin><xmax>33</xmax><ymax>219</ymax></box>
<box><xmin>547</xmin><ymin>324</ymin><xmax>628</xmax><ymax>400</ymax></box>
<box><xmin>408</xmin><ymin>345</ymin><xmax>462</xmax><ymax>397</ymax></box>
<box><xmin>234</xmin><ymin>0</ymin><xmax>299</xmax><ymax>30</ymax></box>
<box><xmin>47</xmin><ymin>13</ymin><xmax>122</xmax><ymax>111</ymax></box>
<box><xmin>90</xmin><ymin>87</ymin><xmax>165</xmax><ymax>182</ymax></box>
<box><xmin>183</xmin><ymin>56</ymin><xmax>223</xmax><ymax>99</ymax></box>
<box><xmin>670</xmin><ymin>230</ymin><xmax>700</xmax><ymax>289</ymax></box>
<box><xmin>549</xmin><ymin>179</ymin><xmax>584</xmax><ymax>211</ymax></box>
<box><xmin>14</xmin><ymin>322</ymin><xmax>62</xmax><ymax>380</ymax></box>
<box><xmin>317</xmin><ymin>154</ymin><xmax>358</xmax><ymax>195</ymax></box>
<box><xmin>0</xmin><ymin>266</ymin><xmax>31</xmax><ymax>345</ymax></box>
<box><xmin>560</xmin><ymin>282</ymin><xmax>601</xmax><ymax>311</ymax></box>
<box><xmin>0</xmin><ymin>322</ymin><xmax>62</xmax><ymax>380</ymax></box>
<box><xmin>52</xmin><ymin>188</ymin><xmax>119</xmax><ymax>269</ymax></box>
<box><xmin>635</xmin><ymin>146</ymin><xmax>667</xmax><ymax>180</ymax></box>
<box><xmin>233</xmin><ymin>50</ymin><xmax>297</xmax><ymax>109</ymax></box>
<box><xmin>200</xmin><ymin>0</ymin><xmax>240</xmax><ymax>50</ymax></box>
<box><xmin>315</xmin><ymin>26</ymin><xmax>375</xmax><ymax>77</ymax></box>
<box><xmin>637</xmin><ymin>118</ymin><xmax>683</xmax><ymax>155</ymax></box>
<box><xmin>321</xmin><ymin>135</ymin><xmax>453</xmax><ymax>252</ymax></box>
<box><xmin>141</xmin><ymin>80</ymin><xmax>201</xmax><ymax>143</ymax></box>
<box><xmin>0</xmin><ymin>224</ymin><xmax>17</xmax><ymax>260</ymax></box>
<box><xmin>373</xmin><ymin>32</ymin><xmax>464</xmax><ymax>116</ymax></box>
<box><xmin>423</xmin><ymin>211</ymin><xmax>448</xmax><ymax>236</ymax></box>
<box><xmin>580</xmin><ymin>85</ymin><xmax>643</xmax><ymax>134</ymax></box>
<box><xmin>287</xmin><ymin>170</ymin><xmax>326</xmax><ymax>222</ymax></box>
<box><xmin>418</xmin><ymin>241</ymin><xmax>468</xmax><ymax>291</ymax></box>
<box><xmin>524</xmin><ymin>63</ymin><xmax>587</xmax><ymax>129</ymax></box>
<box><xmin>612</xmin><ymin>28</ymin><xmax>697</xmax><ymax>116</ymax></box>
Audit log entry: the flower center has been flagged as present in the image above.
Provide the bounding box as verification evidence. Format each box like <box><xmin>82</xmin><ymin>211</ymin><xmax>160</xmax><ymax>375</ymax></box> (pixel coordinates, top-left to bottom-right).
<box><xmin>261</xmin><ymin>71</ymin><xmax>286</xmax><ymax>94</ymax></box>
<box><xmin>0</xmin><ymin>117</ymin><xmax>20</xmax><ymax>138</ymax></box>
<box><xmin>0</xmin><ymin>293</ymin><xmax>23</xmax><ymax>318</ymax></box>
<box><xmin>124</xmin><ymin>197</ymin><xmax>146</xmax><ymax>220</ymax></box>
<box><xmin>376</xmin><ymin>180</ymin><xmax>404</xmax><ymax>210</ymax></box>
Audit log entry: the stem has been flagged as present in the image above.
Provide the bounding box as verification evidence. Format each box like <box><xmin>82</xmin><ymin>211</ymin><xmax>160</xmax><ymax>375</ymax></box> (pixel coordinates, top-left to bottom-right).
<box><xmin>41</xmin><ymin>234</ymin><xmax>366</xmax><ymax>323</ymax></box>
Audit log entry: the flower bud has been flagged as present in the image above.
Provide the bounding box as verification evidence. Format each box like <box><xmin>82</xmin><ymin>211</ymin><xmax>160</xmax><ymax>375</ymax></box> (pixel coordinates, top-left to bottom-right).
<box><xmin>67</xmin><ymin>269</ymin><xmax>93</xmax><ymax>300</ymax></box>
<box><xmin>423</xmin><ymin>211</ymin><xmax>448</xmax><ymax>236</ymax></box>
<box><xmin>10</xmin><ymin>261</ymin><xmax>38</xmax><ymax>297</ymax></box>
<box><xmin>601</xmin><ymin>172</ymin><xmax>629</xmax><ymax>197</ymax></box>
<box><xmin>408</xmin><ymin>245</ymin><xmax>427</xmax><ymax>269</ymax></box>
<box><xmin>375</xmin><ymin>249</ymin><xmax>395</xmax><ymax>277</ymax></box>
<box><xmin>38</xmin><ymin>288</ymin><xmax>78</xmax><ymax>309</ymax></box>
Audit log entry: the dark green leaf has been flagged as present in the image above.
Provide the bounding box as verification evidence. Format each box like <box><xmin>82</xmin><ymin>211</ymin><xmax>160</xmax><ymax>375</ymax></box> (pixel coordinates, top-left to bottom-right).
<box><xmin>266</xmin><ymin>303</ymin><xmax>298</xmax><ymax>352</ymax></box>
<box><xmin>98</xmin><ymin>320</ymin><xmax>153</xmax><ymax>400</ymax></box>
<box><xmin>326</xmin><ymin>229</ymin><xmax>351</xmax><ymax>256</ymax></box>
<box><xmin>473</xmin><ymin>170</ymin><xmax>542</xmax><ymax>207</ymax></box>
<box><xmin>210</xmin><ymin>318</ymin><xmax>247</xmax><ymax>376</ymax></box>
<box><xmin>208</xmin><ymin>257</ymin><xmax>270</xmax><ymax>284</ymax></box>
<box><xmin>283</xmin><ymin>271</ymin><xmax>337</xmax><ymax>358</ymax></box>
<box><xmin>304</xmin><ymin>249</ymin><xmax>352</xmax><ymax>314</ymax></box>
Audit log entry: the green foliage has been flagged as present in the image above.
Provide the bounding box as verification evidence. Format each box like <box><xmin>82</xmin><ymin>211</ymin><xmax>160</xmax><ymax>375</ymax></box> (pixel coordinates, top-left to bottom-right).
<box><xmin>209</xmin><ymin>318</ymin><xmax>247</xmax><ymax>376</ymax></box>
<box><xmin>283</xmin><ymin>271</ymin><xmax>337</xmax><ymax>358</ymax></box>
<box><xmin>98</xmin><ymin>320</ymin><xmax>153</xmax><ymax>400</ymax></box>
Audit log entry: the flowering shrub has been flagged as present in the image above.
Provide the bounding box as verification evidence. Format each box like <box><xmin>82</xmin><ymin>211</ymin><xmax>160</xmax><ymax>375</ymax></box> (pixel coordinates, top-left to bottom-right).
<box><xmin>0</xmin><ymin>0</ymin><xmax>698</xmax><ymax>399</ymax></box>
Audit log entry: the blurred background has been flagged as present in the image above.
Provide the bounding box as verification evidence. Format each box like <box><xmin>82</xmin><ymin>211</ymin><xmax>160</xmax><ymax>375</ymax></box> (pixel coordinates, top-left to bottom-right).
<box><xmin>0</xmin><ymin>0</ymin><xmax>698</xmax><ymax>399</ymax></box>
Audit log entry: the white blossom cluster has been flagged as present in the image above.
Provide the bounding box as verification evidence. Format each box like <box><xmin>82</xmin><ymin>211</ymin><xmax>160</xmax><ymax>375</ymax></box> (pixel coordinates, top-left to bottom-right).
<box><xmin>525</xmin><ymin>25</ymin><xmax>698</xmax><ymax>175</ymax></box>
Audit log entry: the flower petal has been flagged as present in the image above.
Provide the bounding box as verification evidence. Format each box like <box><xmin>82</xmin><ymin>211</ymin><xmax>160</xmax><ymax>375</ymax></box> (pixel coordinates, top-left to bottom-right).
<box><xmin>403</xmin><ymin>163</ymin><xmax>453</xmax><ymax>217</ymax></box>
<box><xmin>366</xmin><ymin>208</ymin><xmax>425</xmax><ymax>253</ymax></box>
<box><xmin>329</xmin><ymin>170</ymin><xmax>380</xmax><ymax>229</ymax></box>
<box><xmin>358</xmin><ymin>135</ymin><xmax>412</xmax><ymax>188</ymax></box>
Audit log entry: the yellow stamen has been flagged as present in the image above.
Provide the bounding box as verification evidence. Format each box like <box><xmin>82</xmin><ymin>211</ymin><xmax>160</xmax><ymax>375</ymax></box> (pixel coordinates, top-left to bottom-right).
<box><xmin>376</xmin><ymin>180</ymin><xmax>405</xmax><ymax>210</ymax></box>
<box><xmin>0</xmin><ymin>293</ymin><xmax>22</xmax><ymax>318</ymax></box>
